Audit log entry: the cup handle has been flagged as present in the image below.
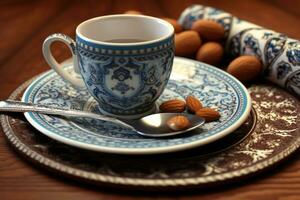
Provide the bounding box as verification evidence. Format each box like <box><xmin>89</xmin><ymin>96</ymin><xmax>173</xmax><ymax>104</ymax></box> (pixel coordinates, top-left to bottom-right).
<box><xmin>42</xmin><ymin>33</ymin><xmax>85</xmax><ymax>89</ymax></box>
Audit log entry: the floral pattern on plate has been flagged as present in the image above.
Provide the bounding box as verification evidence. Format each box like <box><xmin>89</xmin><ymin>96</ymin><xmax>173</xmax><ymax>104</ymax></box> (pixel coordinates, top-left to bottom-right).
<box><xmin>22</xmin><ymin>57</ymin><xmax>251</xmax><ymax>154</ymax></box>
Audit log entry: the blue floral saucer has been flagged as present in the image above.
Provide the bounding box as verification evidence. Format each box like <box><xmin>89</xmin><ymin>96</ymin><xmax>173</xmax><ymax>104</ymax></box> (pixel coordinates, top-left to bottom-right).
<box><xmin>22</xmin><ymin>57</ymin><xmax>251</xmax><ymax>154</ymax></box>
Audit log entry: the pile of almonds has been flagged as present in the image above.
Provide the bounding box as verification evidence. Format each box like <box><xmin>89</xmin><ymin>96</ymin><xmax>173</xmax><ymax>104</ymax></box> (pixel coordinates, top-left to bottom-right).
<box><xmin>173</xmin><ymin>19</ymin><xmax>262</xmax><ymax>82</ymax></box>
<box><xmin>123</xmin><ymin>10</ymin><xmax>263</xmax><ymax>82</ymax></box>
<box><xmin>160</xmin><ymin>96</ymin><xmax>220</xmax><ymax>131</ymax></box>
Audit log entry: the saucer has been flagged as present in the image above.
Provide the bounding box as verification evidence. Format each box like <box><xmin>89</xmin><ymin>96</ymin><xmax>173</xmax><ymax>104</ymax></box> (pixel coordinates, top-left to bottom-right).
<box><xmin>22</xmin><ymin>57</ymin><xmax>251</xmax><ymax>154</ymax></box>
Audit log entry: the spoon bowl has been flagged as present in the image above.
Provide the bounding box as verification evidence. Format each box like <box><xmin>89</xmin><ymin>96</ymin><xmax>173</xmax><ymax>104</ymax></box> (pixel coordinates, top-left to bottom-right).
<box><xmin>124</xmin><ymin>113</ymin><xmax>205</xmax><ymax>137</ymax></box>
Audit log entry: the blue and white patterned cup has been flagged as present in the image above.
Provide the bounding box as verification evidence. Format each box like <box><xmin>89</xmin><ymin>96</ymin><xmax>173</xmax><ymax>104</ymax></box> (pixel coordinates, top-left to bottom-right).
<box><xmin>43</xmin><ymin>15</ymin><xmax>174</xmax><ymax>119</ymax></box>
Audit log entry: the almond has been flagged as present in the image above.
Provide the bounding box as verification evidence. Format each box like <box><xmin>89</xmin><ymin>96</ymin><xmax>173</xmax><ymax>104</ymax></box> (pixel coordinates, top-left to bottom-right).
<box><xmin>162</xmin><ymin>18</ymin><xmax>183</xmax><ymax>33</ymax></box>
<box><xmin>196</xmin><ymin>108</ymin><xmax>221</xmax><ymax>122</ymax></box>
<box><xmin>196</xmin><ymin>42</ymin><xmax>224</xmax><ymax>65</ymax></box>
<box><xmin>175</xmin><ymin>31</ymin><xmax>202</xmax><ymax>56</ymax></box>
<box><xmin>167</xmin><ymin>115</ymin><xmax>191</xmax><ymax>131</ymax></box>
<box><xmin>124</xmin><ymin>10</ymin><xmax>143</xmax><ymax>15</ymax></box>
<box><xmin>227</xmin><ymin>56</ymin><xmax>262</xmax><ymax>82</ymax></box>
<box><xmin>186</xmin><ymin>95</ymin><xmax>203</xmax><ymax>113</ymax></box>
<box><xmin>159</xmin><ymin>99</ymin><xmax>186</xmax><ymax>113</ymax></box>
<box><xmin>191</xmin><ymin>20</ymin><xmax>225</xmax><ymax>41</ymax></box>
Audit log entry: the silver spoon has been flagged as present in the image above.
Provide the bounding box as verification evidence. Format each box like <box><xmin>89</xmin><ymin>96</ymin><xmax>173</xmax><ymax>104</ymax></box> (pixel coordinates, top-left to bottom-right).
<box><xmin>0</xmin><ymin>100</ymin><xmax>205</xmax><ymax>137</ymax></box>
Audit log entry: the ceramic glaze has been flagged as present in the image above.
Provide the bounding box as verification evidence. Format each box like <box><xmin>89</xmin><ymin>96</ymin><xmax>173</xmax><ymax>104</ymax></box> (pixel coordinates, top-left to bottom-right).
<box><xmin>43</xmin><ymin>15</ymin><xmax>175</xmax><ymax>118</ymax></box>
<box><xmin>76</xmin><ymin>36</ymin><xmax>174</xmax><ymax>117</ymax></box>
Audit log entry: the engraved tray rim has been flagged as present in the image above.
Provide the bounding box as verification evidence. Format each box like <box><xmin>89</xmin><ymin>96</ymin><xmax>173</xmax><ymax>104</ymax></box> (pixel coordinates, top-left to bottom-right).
<box><xmin>1</xmin><ymin>76</ymin><xmax>300</xmax><ymax>188</ymax></box>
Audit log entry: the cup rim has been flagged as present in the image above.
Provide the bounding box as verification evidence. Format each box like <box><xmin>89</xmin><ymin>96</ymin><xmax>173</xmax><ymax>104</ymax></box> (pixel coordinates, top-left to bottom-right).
<box><xmin>76</xmin><ymin>14</ymin><xmax>174</xmax><ymax>46</ymax></box>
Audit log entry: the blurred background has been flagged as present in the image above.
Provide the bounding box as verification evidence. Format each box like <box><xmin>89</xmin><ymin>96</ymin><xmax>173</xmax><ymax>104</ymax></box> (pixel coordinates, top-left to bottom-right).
<box><xmin>0</xmin><ymin>0</ymin><xmax>299</xmax><ymax>99</ymax></box>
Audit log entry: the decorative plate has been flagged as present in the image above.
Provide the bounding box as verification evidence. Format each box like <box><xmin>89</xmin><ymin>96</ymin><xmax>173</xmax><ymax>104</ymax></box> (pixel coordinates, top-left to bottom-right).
<box><xmin>1</xmin><ymin>80</ymin><xmax>299</xmax><ymax>190</ymax></box>
<box><xmin>21</xmin><ymin>57</ymin><xmax>251</xmax><ymax>154</ymax></box>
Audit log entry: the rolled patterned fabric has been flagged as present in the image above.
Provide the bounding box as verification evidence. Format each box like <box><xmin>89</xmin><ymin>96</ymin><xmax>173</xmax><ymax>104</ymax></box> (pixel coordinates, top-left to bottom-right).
<box><xmin>178</xmin><ymin>5</ymin><xmax>300</xmax><ymax>96</ymax></box>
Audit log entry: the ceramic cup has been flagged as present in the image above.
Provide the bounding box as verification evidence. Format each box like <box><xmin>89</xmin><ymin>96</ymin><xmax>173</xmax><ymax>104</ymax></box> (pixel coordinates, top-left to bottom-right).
<box><xmin>43</xmin><ymin>15</ymin><xmax>174</xmax><ymax>119</ymax></box>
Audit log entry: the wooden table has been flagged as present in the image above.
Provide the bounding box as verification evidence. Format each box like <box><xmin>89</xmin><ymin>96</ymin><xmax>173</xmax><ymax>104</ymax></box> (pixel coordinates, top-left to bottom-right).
<box><xmin>0</xmin><ymin>0</ymin><xmax>299</xmax><ymax>199</ymax></box>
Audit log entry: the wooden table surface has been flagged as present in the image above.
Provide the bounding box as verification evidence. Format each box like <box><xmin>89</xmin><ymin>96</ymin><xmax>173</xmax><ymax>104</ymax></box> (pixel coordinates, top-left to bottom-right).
<box><xmin>0</xmin><ymin>0</ymin><xmax>299</xmax><ymax>199</ymax></box>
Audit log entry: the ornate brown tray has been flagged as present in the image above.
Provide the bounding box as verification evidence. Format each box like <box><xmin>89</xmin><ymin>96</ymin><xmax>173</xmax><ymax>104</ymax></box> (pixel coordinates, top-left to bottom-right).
<box><xmin>1</xmin><ymin>77</ymin><xmax>299</xmax><ymax>190</ymax></box>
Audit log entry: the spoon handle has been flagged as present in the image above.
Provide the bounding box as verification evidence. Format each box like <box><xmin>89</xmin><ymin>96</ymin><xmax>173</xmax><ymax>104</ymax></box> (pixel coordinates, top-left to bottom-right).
<box><xmin>0</xmin><ymin>100</ymin><xmax>135</xmax><ymax>130</ymax></box>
